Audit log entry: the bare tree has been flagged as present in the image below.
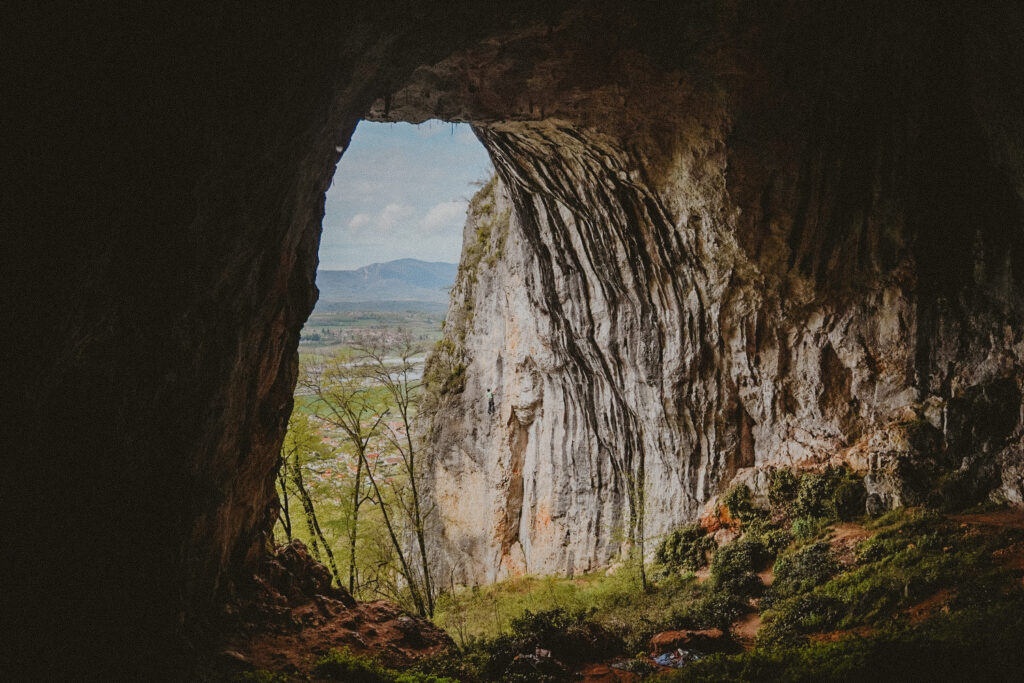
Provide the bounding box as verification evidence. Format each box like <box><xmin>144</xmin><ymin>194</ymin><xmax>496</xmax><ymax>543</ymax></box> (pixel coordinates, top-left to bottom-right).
<box><xmin>301</xmin><ymin>353</ymin><xmax>387</xmax><ymax>595</ymax></box>
<box><xmin>353</xmin><ymin>328</ymin><xmax>437</xmax><ymax>616</ymax></box>
<box><xmin>279</xmin><ymin>408</ymin><xmax>342</xmax><ymax>586</ymax></box>
<box><xmin>276</xmin><ymin>456</ymin><xmax>292</xmax><ymax>541</ymax></box>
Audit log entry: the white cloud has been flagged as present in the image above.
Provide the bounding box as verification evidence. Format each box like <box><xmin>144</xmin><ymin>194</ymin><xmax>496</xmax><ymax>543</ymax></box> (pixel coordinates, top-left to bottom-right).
<box><xmin>421</xmin><ymin>201</ymin><xmax>467</xmax><ymax>234</ymax></box>
<box><xmin>347</xmin><ymin>213</ymin><xmax>370</xmax><ymax>230</ymax></box>
<box><xmin>317</xmin><ymin>121</ymin><xmax>493</xmax><ymax>269</ymax></box>
<box><xmin>378</xmin><ymin>203</ymin><xmax>414</xmax><ymax>233</ymax></box>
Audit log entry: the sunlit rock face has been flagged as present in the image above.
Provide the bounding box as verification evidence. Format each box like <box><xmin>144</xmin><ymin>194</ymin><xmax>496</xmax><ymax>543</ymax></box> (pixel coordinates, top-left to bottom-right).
<box><xmin>11</xmin><ymin>0</ymin><xmax>1024</xmax><ymax>674</ymax></box>
<box><xmin>416</xmin><ymin>5</ymin><xmax>1024</xmax><ymax>584</ymax></box>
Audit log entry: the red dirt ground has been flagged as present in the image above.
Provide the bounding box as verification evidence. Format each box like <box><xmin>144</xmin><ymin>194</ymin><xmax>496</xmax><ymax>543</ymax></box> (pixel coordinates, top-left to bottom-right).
<box><xmin>949</xmin><ymin>509</ymin><xmax>1024</xmax><ymax>530</ymax></box>
<box><xmin>829</xmin><ymin>522</ymin><xmax>874</xmax><ymax>565</ymax></box>
<box><xmin>577</xmin><ymin>663</ymin><xmax>642</xmax><ymax>682</ymax></box>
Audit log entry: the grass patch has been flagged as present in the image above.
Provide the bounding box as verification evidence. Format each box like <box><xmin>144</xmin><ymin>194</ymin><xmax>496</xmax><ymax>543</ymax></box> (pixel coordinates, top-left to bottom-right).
<box><xmin>664</xmin><ymin>591</ymin><xmax>1024</xmax><ymax>682</ymax></box>
<box><xmin>315</xmin><ymin>648</ymin><xmax>457</xmax><ymax>683</ymax></box>
<box><xmin>758</xmin><ymin>507</ymin><xmax>1023</xmax><ymax>646</ymax></box>
<box><xmin>435</xmin><ymin>568</ymin><xmax>704</xmax><ymax>654</ymax></box>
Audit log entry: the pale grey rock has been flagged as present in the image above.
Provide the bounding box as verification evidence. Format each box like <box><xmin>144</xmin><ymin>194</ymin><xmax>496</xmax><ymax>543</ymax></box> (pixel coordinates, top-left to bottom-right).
<box><xmin>421</xmin><ymin>118</ymin><xmax>1024</xmax><ymax>587</ymax></box>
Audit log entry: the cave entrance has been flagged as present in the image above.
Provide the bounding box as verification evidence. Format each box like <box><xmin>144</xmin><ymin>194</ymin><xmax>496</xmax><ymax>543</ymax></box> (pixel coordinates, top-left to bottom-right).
<box><xmin>300</xmin><ymin>119</ymin><xmax>492</xmax><ymax>351</ymax></box>
<box><xmin>278</xmin><ymin>119</ymin><xmax>491</xmax><ymax>612</ymax></box>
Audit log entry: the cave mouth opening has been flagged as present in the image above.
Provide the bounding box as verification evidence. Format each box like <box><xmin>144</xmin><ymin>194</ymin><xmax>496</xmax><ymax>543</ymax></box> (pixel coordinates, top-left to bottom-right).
<box><xmin>299</xmin><ymin>118</ymin><xmax>492</xmax><ymax>354</ymax></box>
<box><xmin>276</xmin><ymin>117</ymin><xmax>493</xmax><ymax>610</ymax></box>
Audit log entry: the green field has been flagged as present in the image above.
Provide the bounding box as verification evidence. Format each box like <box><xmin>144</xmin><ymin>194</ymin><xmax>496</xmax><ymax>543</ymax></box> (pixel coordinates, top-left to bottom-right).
<box><xmin>299</xmin><ymin>308</ymin><xmax>446</xmax><ymax>356</ymax></box>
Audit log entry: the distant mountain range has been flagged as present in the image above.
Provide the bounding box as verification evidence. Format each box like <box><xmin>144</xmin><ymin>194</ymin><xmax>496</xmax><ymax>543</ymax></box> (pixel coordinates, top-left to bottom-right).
<box><xmin>314</xmin><ymin>258</ymin><xmax>457</xmax><ymax>311</ymax></box>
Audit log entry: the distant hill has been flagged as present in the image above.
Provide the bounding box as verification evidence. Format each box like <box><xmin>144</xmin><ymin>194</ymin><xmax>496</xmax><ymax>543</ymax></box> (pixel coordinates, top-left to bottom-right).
<box><xmin>315</xmin><ymin>259</ymin><xmax>457</xmax><ymax>309</ymax></box>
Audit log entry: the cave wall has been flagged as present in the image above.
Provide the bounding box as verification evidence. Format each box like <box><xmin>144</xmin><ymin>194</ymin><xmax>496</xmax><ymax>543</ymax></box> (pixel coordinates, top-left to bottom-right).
<box><xmin>5</xmin><ymin>2</ymin><xmax>500</xmax><ymax>675</ymax></box>
<box><xmin>6</xmin><ymin>0</ymin><xmax>1024</xmax><ymax>675</ymax></box>
<box><xmin>415</xmin><ymin>2</ymin><xmax>1024</xmax><ymax>583</ymax></box>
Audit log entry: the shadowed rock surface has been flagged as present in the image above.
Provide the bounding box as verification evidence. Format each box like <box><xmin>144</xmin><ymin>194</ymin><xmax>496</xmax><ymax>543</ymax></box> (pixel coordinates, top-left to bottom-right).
<box><xmin>5</xmin><ymin>1</ymin><xmax>1024</xmax><ymax>677</ymax></box>
<box><xmin>213</xmin><ymin>540</ymin><xmax>453</xmax><ymax>677</ymax></box>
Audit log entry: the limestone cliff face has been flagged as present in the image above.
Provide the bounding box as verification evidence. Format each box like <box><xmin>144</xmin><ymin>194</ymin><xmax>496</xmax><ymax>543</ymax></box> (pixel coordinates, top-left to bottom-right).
<box><xmin>425</xmin><ymin>94</ymin><xmax>1024</xmax><ymax>585</ymax></box>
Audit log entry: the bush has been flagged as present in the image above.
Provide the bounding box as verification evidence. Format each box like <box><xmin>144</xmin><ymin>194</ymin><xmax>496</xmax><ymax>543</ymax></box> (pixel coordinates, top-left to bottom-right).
<box><xmin>770</xmin><ymin>542</ymin><xmax>839</xmax><ymax>601</ymax></box>
<box><xmin>671</xmin><ymin>591</ymin><xmax>749</xmax><ymax>631</ymax></box>
<box><xmin>468</xmin><ymin>607</ymin><xmax>622</xmax><ymax>677</ymax></box>
<box><xmin>315</xmin><ymin>649</ymin><xmax>457</xmax><ymax>683</ymax></box>
<box><xmin>742</xmin><ymin>518</ymin><xmax>792</xmax><ymax>559</ymax></box>
<box><xmin>722</xmin><ymin>484</ymin><xmax>760</xmax><ymax>522</ymax></box>
<box><xmin>833</xmin><ymin>479</ymin><xmax>867</xmax><ymax>521</ymax></box>
<box><xmin>710</xmin><ymin>537</ymin><xmax>768</xmax><ymax>597</ymax></box>
<box><xmin>757</xmin><ymin>591</ymin><xmax>842</xmax><ymax>647</ymax></box>
<box><xmin>315</xmin><ymin>648</ymin><xmax>392</xmax><ymax>683</ymax></box>
<box><xmin>854</xmin><ymin>535</ymin><xmax>902</xmax><ymax>564</ymax></box>
<box><xmin>792</xmin><ymin>473</ymin><xmax>833</xmax><ymax>519</ymax></box>
<box><xmin>789</xmin><ymin>467</ymin><xmax>867</xmax><ymax>522</ymax></box>
<box><xmin>656</xmin><ymin>524</ymin><xmax>716</xmax><ymax>570</ymax></box>
<box><xmin>791</xmin><ymin>517</ymin><xmax>827</xmax><ymax>542</ymax></box>
<box><xmin>768</xmin><ymin>469</ymin><xmax>799</xmax><ymax>509</ymax></box>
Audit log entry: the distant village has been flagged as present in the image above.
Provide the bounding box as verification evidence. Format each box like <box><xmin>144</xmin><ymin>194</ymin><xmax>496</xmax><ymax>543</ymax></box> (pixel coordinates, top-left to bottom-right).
<box><xmin>303</xmin><ymin>415</ymin><xmax>410</xmax><ymax>500</ymax></box>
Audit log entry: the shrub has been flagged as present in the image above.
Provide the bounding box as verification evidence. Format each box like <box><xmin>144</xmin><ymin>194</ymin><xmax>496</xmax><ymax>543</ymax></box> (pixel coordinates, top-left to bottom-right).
<box><xmin>757</xmin><ymin>592</ymin><xmax>843</xmax><ymax>647</ymax></box>
<box><xmin>655</xmin><ymin>524</ymin><xmax>716</xmax><ymax>570</ymax></box>
<box><xmin>671</xmin><ymin>591</ymin><xmax>749</xmax><ymax>631</ymax></box>
<box><xmin>789</xmin><ymin>467</ymin><xmax>867</xmax><ymax>521</ymax></box>
<box><xmin>464</xmin><ymin>608</ymin><xmax>623</xmax><ymax>681</ymax></box>
<box><xmin>854</xmin><ymin>535</ymin><xmax>902</xmax><ymax>564</ymax></box>
<box><xmin>792</xmin><ymin>473</ymin><xmax>833</xmax><ymax>519</ymax></box>
<box><xmin>791</xmin><ymin>517</ymin><xmax>827</xmax><ymax>542</ymax></box>
<box><xmin>710</xmin><ymin>537</ymin><xmax>768</xmax><ymax>597</ymax></box>
<box><xmin>722</xmin><ymin>483</ymin><xmax>759</xmax><ymax>522</ymax></box>
<box><xmin>833</xmin><ymin>477</ymin><xmax>867</xmax><ymax>521</ymax></box>
<box><xmin>768</xmin><ymin>469</ymin><xmax>799</xmax><ymax>509</ymax></box>
<box><xmin>506</xmin><ymin>608</ymin><xmax>621</xmax><ymax>669</ymax></box>
<box><xmin>315</xmin><ymin>649</ymin><xmax>457</xmax><ymax>683</ymax></box>
<box><xmin>770</xmin><ymin>542</ymin><xmax>839</xmax><ymax>601</ymax></box>
<box><xmin>742</xmin><ymin>518</ymin><xmax>793</xmax><ymax>559</ymax></box>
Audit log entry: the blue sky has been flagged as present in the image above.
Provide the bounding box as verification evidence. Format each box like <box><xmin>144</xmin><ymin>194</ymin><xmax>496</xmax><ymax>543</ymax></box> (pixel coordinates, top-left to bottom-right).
<box><xmin>319</xmin><ymin>120</ymin><xmax>493</xmax><ymax>270</ymax></box>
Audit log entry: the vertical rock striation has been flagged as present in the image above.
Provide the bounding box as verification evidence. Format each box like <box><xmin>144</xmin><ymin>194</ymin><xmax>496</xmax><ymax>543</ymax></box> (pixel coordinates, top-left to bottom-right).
<box><xmin>422</xmin><ymin>7</ymin><xmax>1024</xmax><ymax>581</ymax></box>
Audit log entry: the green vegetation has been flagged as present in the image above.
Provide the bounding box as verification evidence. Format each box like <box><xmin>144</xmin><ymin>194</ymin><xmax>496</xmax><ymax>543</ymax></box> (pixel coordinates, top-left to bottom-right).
<box><xmin>766</xmin><ymin>541</ymin><xmax>838</xmax><ymax>604</ymax></box>
<box><xmin>278</xmin><ymin>328</ymin><xmax>440</xmax><ymax>616</ymax></box>
<box><xmin>708</xmin><ymin>536</ymin><xmax>768</xmax><ymax>597</ymax></box>
<box><xmin>661</xmin><ymin>498</ymin><xmax>1024</xmax><ymax>681</ymax></box>
<box><xmin>425</xmin><ymin>466</ymin><xmax>1023</xmax><ymax>682</ymax></box>
<box><xmin>434</xmin><ymin>569</ymin><xmax>702</xmax><ymax>654</ymax></box>
<box><xmin>299</xmin><ymin>309</ymin><xmax>445</xmax><ymax>356</ymax></box>
<box><xmin>767</xmin><ymin>468</ymin><xmax>799</xmax><ymax>508</ymax></box>
<box><xmin>315</xmin><ymin>648</ymin><xmax>457</xmax><ymax>683</ymax></box>
<box><xmin>722</xmin><ymin>483</ymin><xmax>757</xmax><ymax>523</ymax></box>
<box><xmin>665</xmin><ymin>595</ymin><xmax>1024</xmax><ymax>682</ymax></box>
<box><xmin>655</xmin><ymin>524</ymin><xmax>715</xmax><ymax>571</ymax></box>
<box><xmin>789</xmin><ymin>467</ymin><xmax>866</xmax><ymax>521</ymax></box>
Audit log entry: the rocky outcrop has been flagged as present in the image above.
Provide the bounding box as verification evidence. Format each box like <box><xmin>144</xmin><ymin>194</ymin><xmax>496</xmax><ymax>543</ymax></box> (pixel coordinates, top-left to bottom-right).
<box><xmin>214</xmin><ymin>540</ymin><xmax>452</xmax><ymax>676</ymax></box>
